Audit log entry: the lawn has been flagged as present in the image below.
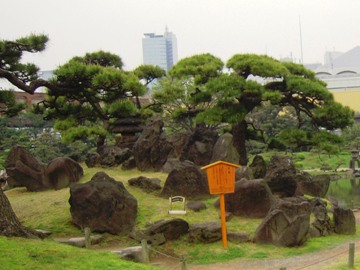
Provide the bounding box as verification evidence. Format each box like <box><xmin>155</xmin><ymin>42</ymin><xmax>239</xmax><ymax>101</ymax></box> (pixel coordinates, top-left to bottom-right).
<box><xmin>3</xmin><ymin>156</ymin><xmax>360</xmax><ymax>268</ymax></box>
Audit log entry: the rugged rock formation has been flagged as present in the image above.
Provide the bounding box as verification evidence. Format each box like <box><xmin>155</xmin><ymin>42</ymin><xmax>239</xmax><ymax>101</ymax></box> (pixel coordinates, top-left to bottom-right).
<box><xmin>333</xmin><ymin>207</ymin><xmax>356</xmax><ymax>235</ymax></box>
<box><xmin>264</xmin><ymin>155</ymin><xmax>298</xmax><ymax>197</ymax></box>
<box><xmin>5</xmin><ymin>145</ymin><xmax>83</xmax><ymax>191</ymax></box>
<box><xmin>223</xmin><ymin>179</ymin><xmax>275</xmax><ymax>218</ymax></box>
<box><xmin>296</xmin><ymin>173</ymin><xmax>331</xmax><ymax>198</ymax></box>
<box><xmin>210</xmin><ymin>133</ymin><xmax>239</xmax><ymax>164</ymax></box>
<box><xmin>69</xmin><ymin>172</ymin><xmax>137</xmax><ymax>234</ymax></box>
<box><xmin>133</xmin><ymin>117</ymin><xmax>172</xmax><ymax>171</ymax></box>
<box><xmin>179</xmin><ymin>124</ymin><xmax>218</xmax><ymax>166</ymax></box>
<box><xmin>249</xmin><ymin>155</ymin><xmax>267</xmax><ymax>179</ymax></box>
<box><xmin>254</xmin><ymin>197</ymin><xmax>311</xmax><ymax>247</ymax></box>
<box><xmin>160</xmin><ymin>161</ymin><xmax>209</xmax><ymax>199</ymax></box>
<box><xmin>310</xmin><ymin>198</ymin><xmax>332</xmax><ymax>237</ymax></box>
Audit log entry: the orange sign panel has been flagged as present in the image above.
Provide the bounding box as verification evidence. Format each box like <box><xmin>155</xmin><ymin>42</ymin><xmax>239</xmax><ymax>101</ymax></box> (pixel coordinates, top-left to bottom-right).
<box><xmin>201</xmin><ymin>161</ymin><xmax>240</xmax><ymax>194</ymax></box>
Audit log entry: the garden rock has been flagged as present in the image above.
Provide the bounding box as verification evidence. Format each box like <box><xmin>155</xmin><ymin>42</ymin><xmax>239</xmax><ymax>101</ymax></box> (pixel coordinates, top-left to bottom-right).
<box><xmin>133</xmin><ymin>117</ymin><xmax>172</xmax><ymax>171</ymax></box>
<box><xmin>85</xmin><ymin>152</ymin><xmax>101</xmax><ymax>168</ymax></box>
<box><xmin>69</xmin><ymin>172</ymin><xmax>137</xmax><ymax>234</ymax></box>
<box><xmin>223</xmin><ymin>179</ymin><xmax>275</xmax><ymax>218</ymax></box>
<box><xmin>227</xmin><ymin>232</ymin><xmax>250</xmax><ymax>244</ymax></box>
<box><xmin>128</xmin><ymin>176</ymin><xmax>162</xmax><ymax>193</ymax></box>
<box><xmin>113</xmin><ymin>246</ymin><xmax>151</xmax><ymax>263</ymax></box>
<box><xmin>264</xmin><ymin>155</ymin><xmax>298</xmax><ymax>197</ymax></box>
<box><xmin>310</xmin><ymin>198</ymin><xmax>332</xmax><ymax>236</ymax></box>
<box><xmin>188</xmin><ymin>222</ymin><xmax>222</xmax><ymax>243</ymax></box>
<box><xmin>131</xmin><ymin>219</ymin><xmax>189</xmax><ymax>245</ymax></box>
<box><xmin>121</xmin><ymin>156</ymin><xmax>136</xmax><ymax>170</ymax></box>
<box><xmin>235</xmin><ymin>166</ymin><xmax>254</xmax><ymax>181</ymax></box>
<box><xmin>210</xmin><ymin>133</ymin><xmax>239</xmax><ymax>164</ymax></box>
<box><xmin>254</xmin><ymin>197</ymin><xmax>311</xmax><ymax>247</ymax></box>
<box><xmin>5</xmin><ymin>145</ymin><xmax>83</xmax><ymax>191</ymax></box>
<box><xmin>57</xmin><ymin>235</ymin><xmax>103</xmax><ymax>248</ymax></box>
<box><xmin>97</xmin><ymin>146</ymin><xmax>132</xmax><ymax>167</ymax></box>
<box><xmin>130</xmin><ymin>230</ymin><xmax>166</xmax><ymax>246</ymax></box>
<box><xmin>333</xmin><ymin>207</ymin><xmax>356</xmax><ymax>235</ymax></box>
<box><xmin>249</xmin><ymin>155</ymin><xmax>267</xmax><ymax>179</ymax></box>
<box><xmin>46</xmin><ymin>157</ymin><xmax>84</xmax><ymax>190</ymax></box>
<box><xmin>186</xmin><ymin>201</ymin><xmax>207</xmax><ymax>212</ymax></box>
<box><xmin>160</xmin><ymin>160</ymin><xmax>209</xmax><ymax>199</ymax></box>
<box><xmin>179</xmin><ymin>123</ymin><xmax>218</xmax><ymax>166</ymax></box>
<box><xmin>161</xmin><ymin>158</ymin><xmax>182</xmax><ymax>173</ymax></box>
<box><xmin>143</xmin><ymin>219</ymin><xmax>189</xmax><ymax>241</ymax></box>
<box><xmin>296</xmin><ymin>172</ymin><xmax>331</xmax><ymax>198</ymax></box>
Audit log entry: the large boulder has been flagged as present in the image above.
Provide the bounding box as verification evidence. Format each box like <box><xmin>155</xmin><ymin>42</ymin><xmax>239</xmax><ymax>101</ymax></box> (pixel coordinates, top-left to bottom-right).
<box><xmin>46</xmin><ymin>157</ymin><xmax>84</xmax><ymax>190</ymax></box>
<box><xmin>296</xmin><ymin>173</ymin><xmax>331</xmax><ymax>198</ymax></box>
<box><xmin>223</xmin><ymin>179</ymin><xmax>275</xmax><ymax>218</ymax></box>
<box><xmin>264</xmin><ymin>155</ymin><xmax>298</xmax><ymax>197</ymax></box>
<box><xmin>5</xmin><ymin>145</ymin><xmax>47</xmax><ymax>191</ymax></box>
<box><xmin>69</xmin><ymin>172</ymin><xmax>137</xmax><ymax>234</ymax></box>
<box><xmin>254</xmin><ymin>197</ymin><xmax>311</xmax><ymax>247</ymax></box>
<box><xmin>179</xmin><ymin>124</ymin><xmax>219</xmax><ymax>166</ymax></box>
<box><xmin>333</xmin><ymin>207</ymin><xmax>356</xmax><ymax>235</ymax></box>
<box><xmin>5</xmin><ymin>145</ymin><xmax>83</xmax><ymax>191</ymax></box>
<box><xmin>133</xmin><ymin>117</ymin><xmax>172</xmax><ymax>171</ymax></box>
<box><xmin>210</xmin><ymin>133</ymin><xmax>239</xmax><ymax>164</ymax></box>
<box><xmin>160</xmin><ymin>161</ymin><xmax>209</xmax><ymax>199</ymax></box>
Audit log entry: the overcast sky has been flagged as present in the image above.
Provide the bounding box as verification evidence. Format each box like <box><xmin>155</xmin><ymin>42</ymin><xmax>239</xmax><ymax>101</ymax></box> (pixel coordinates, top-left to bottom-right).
<box><xmin>2</xmin><ymin>0</ymin><xmax>360</xmax><ymax>71</ymax></box>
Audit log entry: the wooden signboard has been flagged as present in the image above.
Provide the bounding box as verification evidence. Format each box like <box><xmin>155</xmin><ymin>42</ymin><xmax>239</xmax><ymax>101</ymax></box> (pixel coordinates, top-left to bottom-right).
<box><xmin>201</xmin><ymin>161</ymin><xmax>240</xmax><ymax>249</ymax></box>
<box><xmin>201</xmin><ymin>161</ymin><xmax>239</xmax><ymax>194</ymax></box>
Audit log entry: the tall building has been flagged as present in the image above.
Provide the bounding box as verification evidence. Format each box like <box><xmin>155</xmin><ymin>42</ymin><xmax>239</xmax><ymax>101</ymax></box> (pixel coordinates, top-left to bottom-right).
<box><xmin>142</xmin><ymin>27</ymin><xmax>178</xmax><ymax>71</ymax></box>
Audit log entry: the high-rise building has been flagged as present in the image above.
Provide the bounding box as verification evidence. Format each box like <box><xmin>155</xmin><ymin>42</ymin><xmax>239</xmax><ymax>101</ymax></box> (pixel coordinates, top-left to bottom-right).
<box><xmin>142</xmin><ymin>27</ymin><xmax>178</xmax><ymax>71</ymax></box>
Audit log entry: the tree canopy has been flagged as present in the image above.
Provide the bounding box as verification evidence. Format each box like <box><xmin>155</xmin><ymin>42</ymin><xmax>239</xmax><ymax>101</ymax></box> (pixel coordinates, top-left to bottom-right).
<box><xmin>154</xmin><ymin>53</ymin><xmax>354</xmax><ymax>165</ymax></box>
<box><xmin>36</xmin><ymin>51</ymin><xmax>153</xmax><ymax>147</ymax></box>
<box><xmin>0</xmin><ymin>34</ymin><xmax>52</xmax><ymax>94</ymax></box>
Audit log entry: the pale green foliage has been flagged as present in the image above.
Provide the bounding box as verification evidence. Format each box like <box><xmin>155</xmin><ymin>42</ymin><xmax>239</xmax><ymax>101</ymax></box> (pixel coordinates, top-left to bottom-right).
<box><xmin>227</xmin><ymin>53</ymin><xmax>288</xmax><ymax>78</ymax></box>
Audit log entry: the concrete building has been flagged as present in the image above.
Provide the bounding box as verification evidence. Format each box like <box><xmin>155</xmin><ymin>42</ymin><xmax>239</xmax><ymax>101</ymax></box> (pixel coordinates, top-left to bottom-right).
<box><xmin>142</xmin><ymin>27</ymin><xmax>178</xmax><ymax>71</ymax></box>
<box><xmin>312</xmin><ymin>46</ymin><xmax>360</xmax><ymax>116</ymax></box>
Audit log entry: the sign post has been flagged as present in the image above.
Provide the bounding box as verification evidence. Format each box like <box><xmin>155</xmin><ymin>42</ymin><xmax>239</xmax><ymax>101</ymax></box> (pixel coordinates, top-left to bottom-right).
<box><xmin>201</xmin><ymin>161</ymin><xmax>240</xmax><ymax>248</ymax></box>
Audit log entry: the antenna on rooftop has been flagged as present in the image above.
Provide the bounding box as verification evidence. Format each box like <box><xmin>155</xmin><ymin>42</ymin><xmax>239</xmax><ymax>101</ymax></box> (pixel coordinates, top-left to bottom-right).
<box><xmin>299</xmin><ymin>15</ymin><xmax>304</xmax><ymax>64</ymax></box>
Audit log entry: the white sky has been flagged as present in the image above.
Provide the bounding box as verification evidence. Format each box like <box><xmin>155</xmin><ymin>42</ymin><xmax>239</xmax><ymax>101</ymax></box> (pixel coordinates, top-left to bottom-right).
<box><xmin>2</xmin><ymin>0</ymin><xmax>360</xmax><ymax>71</ymax></box>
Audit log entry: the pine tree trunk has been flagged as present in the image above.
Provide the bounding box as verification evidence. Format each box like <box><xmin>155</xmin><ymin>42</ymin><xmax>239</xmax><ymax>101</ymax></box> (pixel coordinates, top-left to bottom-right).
<box><xmin>232</xmin><ymin>120</ymin><xmax>248</xmax><ymax>166</ymax></box>
<box><xmin>0</xmin><ymin>189</ymin><xmax>43</xmax><ymax>238</ymax></box>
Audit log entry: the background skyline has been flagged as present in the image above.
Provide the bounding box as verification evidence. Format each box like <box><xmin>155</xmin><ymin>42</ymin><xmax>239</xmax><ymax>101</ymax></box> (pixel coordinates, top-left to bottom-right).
<box><xmin>2</xmin><ymin>0</ymin><xmax>360</xmax><ymax>71</ymax></box>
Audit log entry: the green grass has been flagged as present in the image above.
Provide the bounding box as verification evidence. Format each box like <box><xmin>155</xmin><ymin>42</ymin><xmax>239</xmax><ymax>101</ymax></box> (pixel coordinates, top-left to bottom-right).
<box><xmin>251</xmin><ymin>151</ymin><xmax>351</xmax><ymax>171</ymax></box>
<box><xmin>0</xmin><ymin>236</ymin><xmax>159</xmax><ymax>270</ymax></box>
<box><xmin>4</xmin><ymin>162</ymin><xmax>360</xmax><ymax>267</ymax></box>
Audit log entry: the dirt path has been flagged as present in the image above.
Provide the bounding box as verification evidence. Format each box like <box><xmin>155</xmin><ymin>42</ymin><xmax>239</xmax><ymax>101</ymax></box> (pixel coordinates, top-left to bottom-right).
<box><xmin>150</xmin><ymin>212</ymin><xmax>360</xmax><ymax>270</ymax></box>
<box><xmin>187</xmin><ymin>238</ymin><xmax>360</xmax><ymax>270</ymax></box>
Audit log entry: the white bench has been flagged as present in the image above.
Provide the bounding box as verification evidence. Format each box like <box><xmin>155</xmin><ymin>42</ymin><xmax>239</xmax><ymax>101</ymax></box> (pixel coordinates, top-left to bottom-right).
<box><xmin>168</xmin><ymin>196</ymin><xmax>186</xmax><ymax>215</ymax></box>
